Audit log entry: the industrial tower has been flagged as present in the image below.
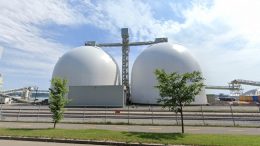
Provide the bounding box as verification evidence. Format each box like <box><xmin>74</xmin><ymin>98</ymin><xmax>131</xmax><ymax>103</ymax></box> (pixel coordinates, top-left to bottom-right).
<box><xmin>85</xmin><ymin>28</ymin><xmax>168</xmax><ymax>104</ymax></box>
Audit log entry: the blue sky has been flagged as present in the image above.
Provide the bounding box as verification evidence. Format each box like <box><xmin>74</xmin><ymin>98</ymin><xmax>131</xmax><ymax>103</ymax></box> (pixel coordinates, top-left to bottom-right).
<box><xmin>1</xmin><ymin>0</ymin><xmax>260</xmax><ymax>94</ymax></box>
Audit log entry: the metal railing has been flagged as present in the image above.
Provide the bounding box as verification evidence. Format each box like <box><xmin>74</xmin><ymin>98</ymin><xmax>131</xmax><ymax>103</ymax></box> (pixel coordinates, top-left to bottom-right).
<box><xmin>0</xmin><ymin>104</ymin><xmax>260</xmax><ymax>127</ymax></box>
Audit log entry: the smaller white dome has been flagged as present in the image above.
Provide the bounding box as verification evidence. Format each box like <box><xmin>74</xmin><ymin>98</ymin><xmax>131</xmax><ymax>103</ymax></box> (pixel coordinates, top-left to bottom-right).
<box><xmin>52</xmin><ymin>46</ymin><xmax>120</xmax><ymax>86</ymax></box>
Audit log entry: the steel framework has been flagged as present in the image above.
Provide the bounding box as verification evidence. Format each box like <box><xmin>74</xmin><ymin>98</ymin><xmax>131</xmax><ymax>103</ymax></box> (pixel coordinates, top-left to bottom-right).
<box><xmin>85</xmin><ymin>28</ymin><xmax>168</xmax><ymax>104</ymax></box>
<box><xmin>230</xmin><ymin>79</ymin><xmax>260</xmax><ymax>86</ymax></box>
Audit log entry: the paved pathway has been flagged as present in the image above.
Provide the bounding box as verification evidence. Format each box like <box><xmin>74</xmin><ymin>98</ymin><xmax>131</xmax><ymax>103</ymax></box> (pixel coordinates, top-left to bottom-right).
<box><xmin>0</xmin><ymin>140</ymin><xmax>101</xmax><ymax>146</ymax></box>
<box><xmin>0</xmin><ymin>122</ymin><xmax>260</xmax><ymax>135</ymax></box>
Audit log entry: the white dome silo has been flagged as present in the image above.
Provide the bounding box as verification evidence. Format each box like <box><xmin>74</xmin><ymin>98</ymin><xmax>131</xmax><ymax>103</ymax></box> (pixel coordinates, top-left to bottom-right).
<box><xmin>52</xmin><ymin>46</ymin><xmax>120</xmax><ymax>86</ymax></box>
<box><xmin>131</xmin><ymin>43</ymin><xmax>207</xmax><ymax>105</ymax></box>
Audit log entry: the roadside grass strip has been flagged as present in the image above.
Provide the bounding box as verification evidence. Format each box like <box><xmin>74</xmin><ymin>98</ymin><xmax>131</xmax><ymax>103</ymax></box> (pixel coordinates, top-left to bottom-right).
<box><xmin>0</xmin><ymin>128</ymin><xmax>259</xmax><ymax>146</ymax></box>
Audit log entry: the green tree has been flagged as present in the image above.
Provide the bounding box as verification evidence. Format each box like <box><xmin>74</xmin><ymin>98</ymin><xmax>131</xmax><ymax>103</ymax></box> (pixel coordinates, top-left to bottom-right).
<box><xmin>155</xmin><ymin>69</ymin><xmax>204</xmax><ymax>133</ymax></box>
<box><xmin>49</xmin><ymin>77</ymin><xmax>69</xmax><ymax>128</ymax></box>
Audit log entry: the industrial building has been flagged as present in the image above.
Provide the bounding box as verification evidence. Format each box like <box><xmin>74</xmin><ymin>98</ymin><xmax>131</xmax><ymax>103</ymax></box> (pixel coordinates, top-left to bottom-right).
<box><xmin>52</xmin><ymin>42</ymin><xmax>208</xmax><ymax>106</ymax></box>
<box><xmin>238</xmin><ymin>88</ymin><xmax>260</xmax><ymax>103</ymax></box>
<box><xmin>243</xmin><ymin>89</ymin><xmax>260</xmax><ymax>96</ymax></box>
<box><xmin>52</xmin><ymin>46</ymin><xmax>124</xmax><ymax>107</ymax></box>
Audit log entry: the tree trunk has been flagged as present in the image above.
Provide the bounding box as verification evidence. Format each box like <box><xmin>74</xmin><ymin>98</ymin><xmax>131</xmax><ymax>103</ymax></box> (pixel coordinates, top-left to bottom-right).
<box><xmin>54</xmin><ymin>122</ymin><xmax>56</xmax><ymax>129</ymax></box>
<box><xmin>180</xmin><ymin>104</ymin><xmax>184</xmax><ymax>133</ymax></box>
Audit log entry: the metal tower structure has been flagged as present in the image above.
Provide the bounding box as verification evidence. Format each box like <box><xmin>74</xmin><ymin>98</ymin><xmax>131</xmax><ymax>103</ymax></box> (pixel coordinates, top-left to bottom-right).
<box><xmin>85</xmin><ymin>28</ymin><xmax>168</xmax><ymax>104</ymax></box>
<box><xmin>121</xmin><ymin>28</ymin><xmax>130</xmax><ymax>99</ymax></box>
<box><xmin>230</xmin><ymin>79</ymin><xmax>260</xmax><ymax>86</ymax></box>
<box><xmin>229</xmin><ymin>79</ymin><xmax>260</xmax><ymax>96</ymax></box>
<box><xmin>205</xmin><ymin>85</ymin><xmax>243</xmax><ymax>96</ymax></box>
<box><xmin>205</xmin><ymin>79</ymin><xmax>260</xmax><ymax>96</ymax></box>
<box><xmin>228</xmin><ymin>82</ymin><xmax>243</xmax><ymax>96</ymax></box>
<box><xmin>205</xmin><ymin>85</ymin><xmax>242</xmax><ymax>91</ymax></box>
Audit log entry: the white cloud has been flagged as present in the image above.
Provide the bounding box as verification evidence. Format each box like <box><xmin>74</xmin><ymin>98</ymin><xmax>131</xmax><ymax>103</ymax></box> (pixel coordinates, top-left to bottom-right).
<box><xmin>0</xmin><ymin>0</ymin><xmax>86</xmax><ymax>26</ymax></box>
<box><xmin>172</xmin><ymin>0</ymin><xmax>260</xmax><ymax>93</ymax></box>
<box><xmin>78</xmin><ymin>0</ymin><xmax>181</xmax><ymax>41</ymax></box>
<box><xmin>0</xmin><ymin>0</ymin><xmax>87</xmax><ymax>88</ymax></box>
<box><xmin>2</xmin><ymin>0</ymin><xmax>260</xmax><ymax>92</ymax></box>
<box><xmin>78</xmin><ymin>0</ymin><xmax>260</xmax><ymax>93</ymax></box>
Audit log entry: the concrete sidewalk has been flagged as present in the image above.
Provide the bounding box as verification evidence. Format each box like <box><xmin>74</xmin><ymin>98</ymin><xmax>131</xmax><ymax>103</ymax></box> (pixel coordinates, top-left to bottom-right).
<box><xmin>0</xmin><ymin>140</ymin><xmax>100</xmax><ymax>146</ymax></box>
<box><xmin>0</xmin><ymin>121</ymin><xmax>260</xmax><ymax>135</ymax></box>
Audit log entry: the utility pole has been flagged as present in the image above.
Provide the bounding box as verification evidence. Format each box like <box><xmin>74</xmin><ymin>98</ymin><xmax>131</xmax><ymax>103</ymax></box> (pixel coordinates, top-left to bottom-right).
<box><xmin>85</xmin><ymin>28</ymin><xmax>168</xmax><ymax>104</ymax></box>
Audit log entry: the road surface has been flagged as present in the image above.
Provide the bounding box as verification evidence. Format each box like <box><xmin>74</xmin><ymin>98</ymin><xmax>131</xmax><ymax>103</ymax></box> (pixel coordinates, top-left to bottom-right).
<box><xmin>0</xmin><ymin>140</ymin><xmax>101</xmax><ymax>146</ymax></box>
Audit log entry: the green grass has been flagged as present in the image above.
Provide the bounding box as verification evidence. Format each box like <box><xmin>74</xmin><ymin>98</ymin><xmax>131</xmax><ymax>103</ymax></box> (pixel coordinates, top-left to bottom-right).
<box><xmin>4</xmin><ymin>120</ymin><xmax>260</xmax><ymax>128</ymax></box>
<box><xmin>0</xmin><ymin>128</ymin><xmax>259</xmax><ymax>146</ymax></box>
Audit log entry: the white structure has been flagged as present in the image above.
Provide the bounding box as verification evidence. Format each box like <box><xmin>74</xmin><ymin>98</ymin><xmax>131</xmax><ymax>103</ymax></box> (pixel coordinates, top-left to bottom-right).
<box><xmin>0</xmin><ymin>97</ymin><xmax>12</xmax><ymax>104</ymax></box>
<box><xmin>52</xmin><ymin>46</ymin><xmax>123</xmax><ymax>107</ymax></box>
<box><xmin>243</xmin><ymin>89</ymin><xmax>260</xmax><ymax>96</ymax></box>
<box><xmin>131</xmin><ymin>43</ymin><xmax>207</xmax><ymax>105</ymax></box>
<box><xmin>52</xmin><ymin>46</ymin><xmax>120</xmax><ymax>86</ymax></box>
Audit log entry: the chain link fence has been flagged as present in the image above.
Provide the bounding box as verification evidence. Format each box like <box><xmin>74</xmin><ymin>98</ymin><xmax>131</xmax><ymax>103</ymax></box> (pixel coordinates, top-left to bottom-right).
<box><xmin>0</xmin><ymin>104</ymin><xmax>260</xmax><ymax>127</ymax></box>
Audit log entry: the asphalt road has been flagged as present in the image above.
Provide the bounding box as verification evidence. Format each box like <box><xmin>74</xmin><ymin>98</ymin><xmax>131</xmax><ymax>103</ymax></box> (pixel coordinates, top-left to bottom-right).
<box><xmin>0</xmin><ymin>122</ymin><xmax>260</xmax><ymax>135</ymax></box>
<box><xmin>0</xmin><ymin>140</ymin><xmax>101</xmax><ymax>146</ymax></box>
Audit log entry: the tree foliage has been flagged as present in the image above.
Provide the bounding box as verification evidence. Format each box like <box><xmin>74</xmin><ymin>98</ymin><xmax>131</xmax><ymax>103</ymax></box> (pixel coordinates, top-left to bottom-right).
<box><xmin>154</xmin><ymin>69</ymin><xmax>204</xmax><ymax>133</ymax></box>
<box><xmin>49</xmin><ymin>77</ymin><xmax>69</xmax><ymax>128</ymax></box>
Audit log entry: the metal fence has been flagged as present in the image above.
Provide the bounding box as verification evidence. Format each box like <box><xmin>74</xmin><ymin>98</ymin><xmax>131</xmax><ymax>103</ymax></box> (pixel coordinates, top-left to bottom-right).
<box><xmin>1</xmin><ymin>104</ymin><xmax>260</xmax><ymax>127</ymax></box>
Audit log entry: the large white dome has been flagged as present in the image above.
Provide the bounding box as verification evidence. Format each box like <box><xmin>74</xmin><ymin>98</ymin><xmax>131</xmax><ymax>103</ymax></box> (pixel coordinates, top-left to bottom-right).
<box><xmin>52</xmin><ymin>46</ymin><xmax>120</xmax><ymax>86</ymax></box>
<box><xmin>131</xmin><ymin>43</ymin><xmax>207</xmax><ymax>105</ymax></box>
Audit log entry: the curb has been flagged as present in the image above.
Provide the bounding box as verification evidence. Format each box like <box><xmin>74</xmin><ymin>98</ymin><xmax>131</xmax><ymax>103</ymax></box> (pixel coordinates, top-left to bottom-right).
<box><xmin>0</xmin><ymin>136</ymin><xmax>168</xmax><ymax>146</ymax></box>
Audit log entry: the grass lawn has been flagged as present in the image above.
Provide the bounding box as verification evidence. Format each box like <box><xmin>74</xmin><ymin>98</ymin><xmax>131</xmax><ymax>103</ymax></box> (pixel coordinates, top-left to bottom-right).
<box><xmin>0</xmin><ymin>128</ymin><xmax>259</xmax><ymax>146</ymax></box>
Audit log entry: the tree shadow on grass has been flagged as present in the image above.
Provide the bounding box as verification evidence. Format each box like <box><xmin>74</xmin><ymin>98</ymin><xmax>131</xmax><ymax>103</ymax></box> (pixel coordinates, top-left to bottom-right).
<box><xmin>122</xmin><ymin>132</ymin><xmax>184</xmax><ymax>141</ymax></box>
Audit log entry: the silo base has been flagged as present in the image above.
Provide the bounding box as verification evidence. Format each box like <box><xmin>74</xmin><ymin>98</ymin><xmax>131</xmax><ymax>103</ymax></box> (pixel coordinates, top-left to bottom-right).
<box><xmin>68</xmin><ymin>85</ymin><xmax>124</xmax><ymax>107</ymax></box>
